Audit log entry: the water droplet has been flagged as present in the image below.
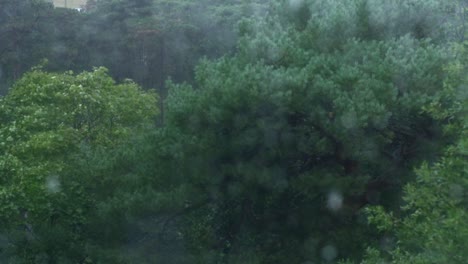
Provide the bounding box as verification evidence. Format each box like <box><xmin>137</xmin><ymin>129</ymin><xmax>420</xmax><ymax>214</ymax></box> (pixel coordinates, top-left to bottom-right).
<box><xmin>449</xmin><ymin>184</ymin><xmax>464</xmax><ymax>200</ymax></box>
<box><xmin>327</xmin><ymin>191</ymin><xmax>343</xmax><ymax>212</ymax></box>
<box><xmin>379</xmin><ymin>235</ymin><xmax>396</xmax><ymax>252</ymax></box>
<box><xmin>289</xmin><ymin>0</ymin><xmax>305</xmax><ymax>11</ymax></box>
<box><xmin>303</xmin><ymin>237</ymin><xmax>318</xmax><ymax>257</ymax></box>
<box><xmin>46</xmin><ymin>175</ymin><xmax>61</xmax><ymax>194</ymax></box>
<box><xmin>321</xmin><ymin>244</ymin><xmax>338</xmax><ymax>262</ymax></box>
<box><xmin>340</xmin><ymin>110</ymin><xmax>358</xmax><ymax>129</ymax></box>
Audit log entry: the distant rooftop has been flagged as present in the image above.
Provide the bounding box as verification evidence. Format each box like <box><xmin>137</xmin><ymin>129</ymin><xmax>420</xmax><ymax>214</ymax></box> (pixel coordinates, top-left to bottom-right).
<box><xmin>49</xmin><ymin>0</ymin><xmax>88</xmax><ymax>9</ymax></box>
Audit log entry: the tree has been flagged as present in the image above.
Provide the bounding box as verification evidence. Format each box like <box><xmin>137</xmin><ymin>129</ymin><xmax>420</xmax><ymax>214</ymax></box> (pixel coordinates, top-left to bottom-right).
<box><xmin>159</xmin><ymin>0</ymin><xmax>457</xmax><ymax>262</ymax></box>
<box><xmin>0</xmin><ymin>67</ymin><xmax>158</xmax><ymax>263</ymax></box>
<box><xmin>356</xmin><ymin>40</ymin><xmax>468</xmax><ymax>264</ymax></box>
<box><xmin>361</xmin><ymin>139</ymin><xmax>468</xmax><ymax>263</ymax></box>
<box><xmin>0</xmin><ymin>0</ymin><xmax>54</xmax><ymax>94</ymax></box>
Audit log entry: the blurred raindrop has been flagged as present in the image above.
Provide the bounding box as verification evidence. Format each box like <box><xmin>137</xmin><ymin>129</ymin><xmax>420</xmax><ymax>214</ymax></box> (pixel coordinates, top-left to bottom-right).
<box><xmin>327</xmin><ymin>190</ymin><xmax>343</xmax><ymax>212</ymax></box>
<box><xmin>303</xmin><ymin>237</ymin><xmax>318</xmax><ymax>257</ymax></box>
<box><xmin>341</xmin><ymin>110</ymin><xmax>358</xmax><ymax>130</ymax></box>
<box><xmin>456</xmin><ymin>84</ymin><xmax>468</xmax><ymax>100</ymax></box>
<box><xmin>449</xmin><ymin>184</ymin><xmax>464</xmax><ymax>201</ymax></box>
<box><xmin>321</xmin><ymin>244</ymin><xmax>338</xmax><ymax>262</ymax></box>
<box><xmin>379</xmin><ymin>235</ymin><xmax>396</xmax><ymax>252</ymax></box>
<box><xmin>289</xmin><ymin>0</ymin><xmax>305</xmax><ymax>11</ymax></box>
<box><xmin>45</xmin><ymin>175</ymin><xmax>61</xmax><ymax>194</ymax></box>
<box><xmin>0</xmin><ymin>234</ymin><xmax>8</xmax><ymax>248</ymax></box>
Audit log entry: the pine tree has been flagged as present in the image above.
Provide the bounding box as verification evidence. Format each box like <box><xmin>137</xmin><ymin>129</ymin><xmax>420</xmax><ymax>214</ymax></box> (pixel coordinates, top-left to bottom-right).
<box><xmin>161</xmin><ymin>0</ymin><xmax>458</xmax><ymax>262</ymax></box>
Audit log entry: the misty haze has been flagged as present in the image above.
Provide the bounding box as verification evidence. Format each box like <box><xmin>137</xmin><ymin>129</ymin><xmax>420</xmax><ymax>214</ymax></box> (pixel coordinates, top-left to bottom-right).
<box><xmin>0</xmin><ymin>0</ymin><xmax>467</xmax><ymax>263</ymax></box>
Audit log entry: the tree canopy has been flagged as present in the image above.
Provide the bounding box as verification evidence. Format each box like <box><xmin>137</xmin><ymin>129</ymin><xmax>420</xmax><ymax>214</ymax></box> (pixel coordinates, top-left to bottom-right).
<box><xmin>0</xmin><ymin>67</ymin><xmax>157</xmax><ymax>263</ymax></box>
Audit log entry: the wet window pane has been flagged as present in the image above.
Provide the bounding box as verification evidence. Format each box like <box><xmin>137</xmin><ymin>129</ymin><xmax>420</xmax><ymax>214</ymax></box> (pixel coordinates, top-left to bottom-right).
<box><xmin>0</xmin><ymin>0</ymin><xmax>466</xmax><ymax>263</ymax></box>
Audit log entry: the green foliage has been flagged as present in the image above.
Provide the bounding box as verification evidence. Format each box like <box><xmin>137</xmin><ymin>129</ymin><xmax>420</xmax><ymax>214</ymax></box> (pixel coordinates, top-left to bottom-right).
<box><xmin>0</xmin><ymin>0</ymin><xmax>267</xmax><ymax>100</ymax></box>
<box><xmin>67</xmin><ymin>0</ymin><xmax>267</xmax><ymax>89</ymax></box>
<box><xmin>0</xmin><ymin>0</ymin><xmax>465</xmax><ymax>263</ymax></box>
<box><xmin>358</xmin><ymin>41</ymin><xmax>468</xmax><ymax>264</ymax></box>
<box><xmin>362</xmin><ymin>136</ymin><xmax>467</xmax><ymax>263</ymax></box>
<box><xmin>161</xmin><ymin>1</ymin><xmax>457</xmax><ymax>262</ymax></box>
<box><xmin>0</xmin><ymin>68</ymin><xmax>157</xmax><ymax>262</ymax></box>
<box><xmin>0</xmin><ymin>0</ymin><xmax>55</xmax><ymax>93</ymax></box>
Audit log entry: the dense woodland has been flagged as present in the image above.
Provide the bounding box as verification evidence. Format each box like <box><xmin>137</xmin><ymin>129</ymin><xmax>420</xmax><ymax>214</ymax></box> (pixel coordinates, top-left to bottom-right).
<box><xmin>0</xmin><ymin>0</ymin><xmax>467</xmax><ymax>263</ymax></box>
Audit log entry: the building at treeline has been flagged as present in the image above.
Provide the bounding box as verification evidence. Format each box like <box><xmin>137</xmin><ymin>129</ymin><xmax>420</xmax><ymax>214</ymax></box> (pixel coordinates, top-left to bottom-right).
<box><xmin>46</xmin><ymin>0</ymin><xmax>88</xmax><ymax>9</ymax></box>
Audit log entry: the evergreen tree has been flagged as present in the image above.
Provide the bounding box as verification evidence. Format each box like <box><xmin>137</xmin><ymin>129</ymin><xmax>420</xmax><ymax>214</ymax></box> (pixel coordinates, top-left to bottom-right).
<box><xmin>0</xmin><ymin>0</ymin><xmax>54</xmax><ymax>94</ymax></box>
<box><xmin>159</xmin><ymin>0</ymin><xmax>458</xmax><ymax>262</ymax></box>
<box><xmin>357</xmin><ymin>41</ymin><xmax>468</xmax><ymax>264</ymax></box>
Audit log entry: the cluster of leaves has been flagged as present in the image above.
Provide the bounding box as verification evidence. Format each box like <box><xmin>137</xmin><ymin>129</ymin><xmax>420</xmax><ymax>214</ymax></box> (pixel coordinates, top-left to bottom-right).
<box><xmin>353</xmin><ymin>41</ymin><xmax>468</xmax><ymax>264</ymax></box>
<box><xmin>0</xmin><ymin>68</ymin><xmax>157</xmax><ymax>263</ymax></box>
